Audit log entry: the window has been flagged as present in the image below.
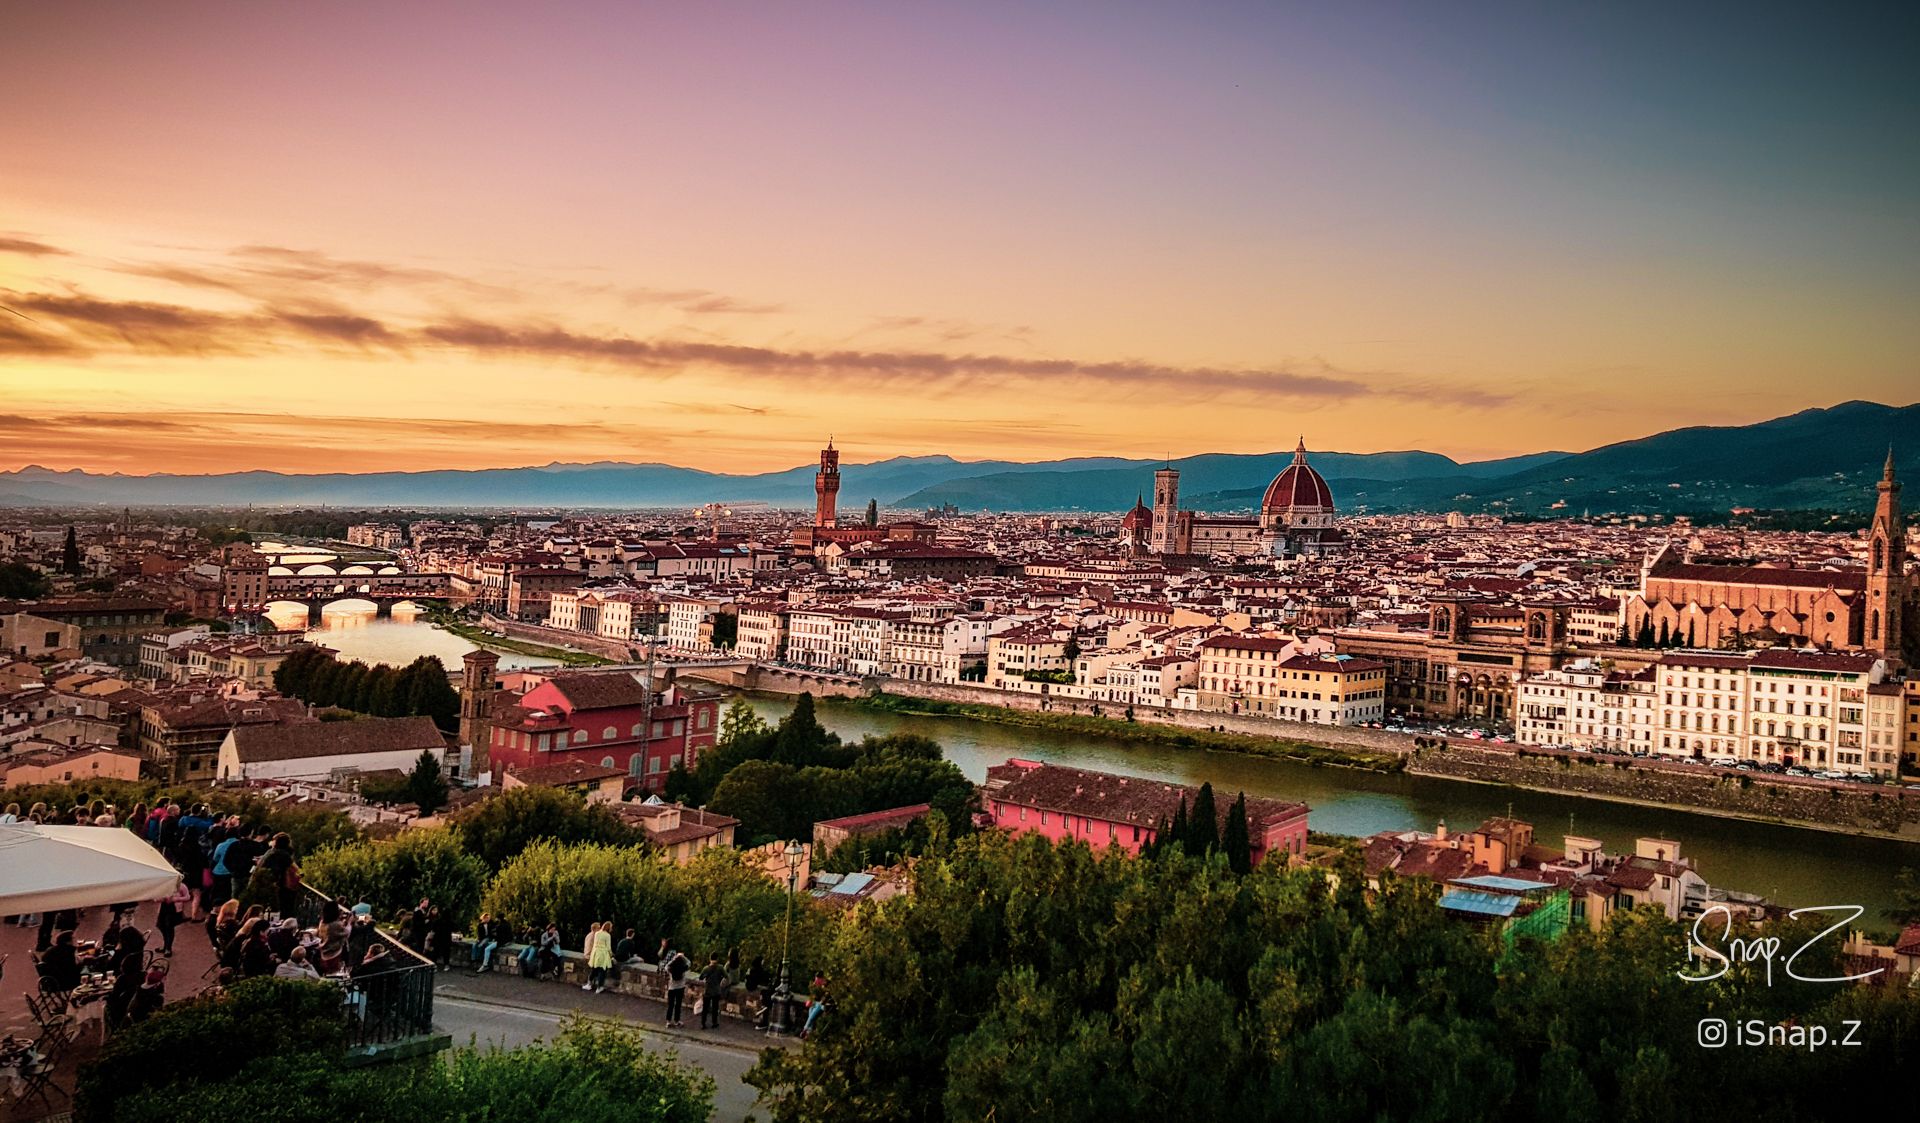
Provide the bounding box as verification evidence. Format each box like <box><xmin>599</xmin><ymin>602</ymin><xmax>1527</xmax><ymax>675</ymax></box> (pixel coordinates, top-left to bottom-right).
<box><xmin>632</xmin><ymin>723</ymin><xmax>645</xmax><ymax>737</ymax></box>
<box><xmin>572</xmin><ymin>730</ymin><xmax>587</xmax><ymax>744</ymax></box>
<box><xmin>698</xmin><ymin>709</ymin><xmax>710</xmax><ymax>729</ymax></box>
<box><xmin>603</xmin><ymin>726</ymin><xmax>617</xmax><ymax>740</ymax></box>
<box><xmin>601</xmin><ymin>756</ymin><xmax>615</xmax><ymax>768</ymax></box>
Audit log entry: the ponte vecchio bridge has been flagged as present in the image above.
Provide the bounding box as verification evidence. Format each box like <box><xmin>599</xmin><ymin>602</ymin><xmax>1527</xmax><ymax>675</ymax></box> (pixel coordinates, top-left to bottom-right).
<box><xmin>261</xmin><ymin>571</ymin><xmax>456</xmax><ymax>625</ymax></box>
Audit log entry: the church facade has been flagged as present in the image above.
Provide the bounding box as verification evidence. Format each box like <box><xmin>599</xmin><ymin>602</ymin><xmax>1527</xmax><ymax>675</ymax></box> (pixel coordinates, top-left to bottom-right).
<box><xmin>1621</xmin><ymin>452</ymin><xmax>1908</xmax><ymax>667</ymax></box>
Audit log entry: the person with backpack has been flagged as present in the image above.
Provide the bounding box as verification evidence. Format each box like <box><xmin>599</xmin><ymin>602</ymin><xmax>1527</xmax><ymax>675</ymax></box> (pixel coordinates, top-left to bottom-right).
<box><xmin>662</xmin><ymin>947</ymin><xmax>690</xmax><ymax>1027</ymax></box>
<box><xmin>208</xmin><ymin>826</ymin><xmax>243</xmax><ymax>908</ymax></box>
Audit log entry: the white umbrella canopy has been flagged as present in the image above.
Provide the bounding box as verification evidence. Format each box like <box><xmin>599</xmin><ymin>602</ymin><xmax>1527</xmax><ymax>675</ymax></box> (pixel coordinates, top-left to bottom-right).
<box><xmin>0</xmin><ymin>822</ymin><xmax>181</xmax><ymax>913</ymax></box>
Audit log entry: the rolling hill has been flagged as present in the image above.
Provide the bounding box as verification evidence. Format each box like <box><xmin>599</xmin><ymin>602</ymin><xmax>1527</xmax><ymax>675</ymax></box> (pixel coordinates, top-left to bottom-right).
<box><xmin>1</xmin><ymin>401</ymin><xmax>1910</xmax><ymax>515</ymax></box>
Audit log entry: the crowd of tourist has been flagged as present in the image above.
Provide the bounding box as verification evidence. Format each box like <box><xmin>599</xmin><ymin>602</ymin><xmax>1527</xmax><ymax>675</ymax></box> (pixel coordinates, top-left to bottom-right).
<box><xmin>457</xmin><ymin>911</ymin><xmax>828</xmax><ymax>1035</ymax></box>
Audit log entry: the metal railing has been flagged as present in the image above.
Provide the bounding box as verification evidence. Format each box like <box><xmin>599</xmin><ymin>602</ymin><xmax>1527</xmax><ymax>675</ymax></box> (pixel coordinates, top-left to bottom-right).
<box><xmin>292</xmin><ymin>883</ymin><xmax>437</xmax><ymax>1048</ymax></box>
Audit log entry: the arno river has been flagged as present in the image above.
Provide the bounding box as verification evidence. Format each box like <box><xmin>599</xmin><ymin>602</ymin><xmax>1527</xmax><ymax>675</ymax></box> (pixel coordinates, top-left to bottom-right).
<box><xmin>258</xmin><ymin>605</ymin><xmax>1919</xmax><ymax>919</ymax></box>
<box><xmin>746</xmin><ymin>696</ymin><xmax>1920</xmax><ymax>919</ymax></box>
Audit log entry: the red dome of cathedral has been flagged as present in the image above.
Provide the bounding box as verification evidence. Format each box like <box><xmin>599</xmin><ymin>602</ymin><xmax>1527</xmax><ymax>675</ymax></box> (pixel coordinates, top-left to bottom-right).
<box><xmin>1121</xmin><ymin>494</ymin><xmax>1153</xmax><ymax>529</ymax></box>
<box><xmin>1260</xmin><ymin>438</ymin><xmax>1334</xmax><ymax>514</ymax></box>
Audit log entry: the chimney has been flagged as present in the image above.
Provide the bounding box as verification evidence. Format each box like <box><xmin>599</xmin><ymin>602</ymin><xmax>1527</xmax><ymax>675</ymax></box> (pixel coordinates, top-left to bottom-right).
<box><xmin>1434</xmin><ymin>819</ymin><xmax>1448</xmax><ymax>842</ymax></box>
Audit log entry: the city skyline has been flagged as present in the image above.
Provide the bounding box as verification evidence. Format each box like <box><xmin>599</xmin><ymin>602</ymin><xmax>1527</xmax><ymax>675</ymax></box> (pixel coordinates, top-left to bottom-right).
<box><xmin>5</xmin><ymin>2</ymin><xmax>1918</xmax><ymax>475</ymax></box>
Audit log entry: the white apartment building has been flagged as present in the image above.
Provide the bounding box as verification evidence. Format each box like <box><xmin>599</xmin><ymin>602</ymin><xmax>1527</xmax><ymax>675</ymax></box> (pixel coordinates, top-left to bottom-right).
<box><xmin>735</xmin><ymin>603</ymin><xmax>790</xmax><ymax>661</ymax></box>
<box><xmin>785</xmin><ymin>608</ymin><xmax>841</xmax><ymax>672</ymax></box>
<box><xmin>886</xmin><ymin>615</ymin><xmax>994</xmax><ymax>683</ymax></box>
<box><xmin>665</xmin><ymin>596</ymin><xmax>729</xmax><ymax>652</ymax></box>
<box><xmin>1567</xmin><ymin>599</ymin><xmax>1622</xmax><ymax>646</ymax></box>
<box><xmin>1135</xmin><ymin>655</ymin><xmax>1198</xmax><ymax>707</ymax></box>
<box><xmin>1514</xmin><ymin>659</ymin><xmax>1657</xmax><ymax>752</ymax></box>
<box><xmin>1060</xmin><ymin>648</ymin><xmax>1141</xmax><ymax>703</ymax></box>
<box><xmin>1654</xmin><ymin>649</ymin><xmax>1890</xmax><ymax>775</ymax></box>
<box><xmin>986</xmin><ymin>627</ymin><xmax>1072</xmax><ymax>689</ymax></box>
<box><xmin>595</xmin><ymin>592</ymin><xmax>657</xmax><ymax>641</ymax></box>
<box><xmin>834</xmin><ymin>609</ymin><xmax>901</xmax><ymax>676</ymax></box>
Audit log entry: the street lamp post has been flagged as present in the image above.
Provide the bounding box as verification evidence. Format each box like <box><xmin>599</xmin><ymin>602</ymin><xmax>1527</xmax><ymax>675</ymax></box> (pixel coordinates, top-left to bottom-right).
<box><xmin>769</xmin><ymin>838</ymin><xmax>803</xmax><ymax>1035</ymax></box>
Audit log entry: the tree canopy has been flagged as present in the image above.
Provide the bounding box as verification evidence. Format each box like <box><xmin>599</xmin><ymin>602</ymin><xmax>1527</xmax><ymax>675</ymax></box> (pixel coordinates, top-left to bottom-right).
<box><xmin>747</xmin><ymin>830</ymin><xmax>1920</xmax><ymax>1122</ymax></box>
<box><xmin>273</xmin><ymin>647</ymin><xmax>460</xmax><ymax>731</ymax></box>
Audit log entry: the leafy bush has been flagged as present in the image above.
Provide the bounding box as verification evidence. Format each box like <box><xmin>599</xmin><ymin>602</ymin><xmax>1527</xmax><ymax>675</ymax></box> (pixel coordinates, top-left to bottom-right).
<box><xmin>90</xmin><ymin>1005</ymin><xmax>712</xmax><ymax>1123</ymax></box>
<box><xmin>75</xmin><ymin>978</ymin><xmax>347</xmax><ymax>1122</ymax></box>
<box><xmin>302</xmin><ymin>826</ymin><xmax>487</xmax><ymax>924</ymax></box>
<box><xmin>484</xmin><ymin>839</ymin><xmax>684</xmax><ymax>946</ymax></box>
<box><xmin>432</xmin><ymin>1016</ymin><xmax>714</xmax><ymax>1123</ymax></box>
<box><xmin>449</xmin><ymin>784</ymin><xmax>644</xmax><ymax>870</ymax></box>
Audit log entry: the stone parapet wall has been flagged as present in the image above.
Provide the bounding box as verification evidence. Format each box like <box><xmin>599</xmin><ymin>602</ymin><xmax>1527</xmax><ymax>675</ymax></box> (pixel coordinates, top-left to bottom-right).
<box><xmin>852</xmin><ymin>677</ymin><xmax>1420</xmax><ymax>757</ymax></box>
<box><xmin>1408</xmin><ymin>745</ymin><xmax>1920</xmax><ymax>836</ymax></box>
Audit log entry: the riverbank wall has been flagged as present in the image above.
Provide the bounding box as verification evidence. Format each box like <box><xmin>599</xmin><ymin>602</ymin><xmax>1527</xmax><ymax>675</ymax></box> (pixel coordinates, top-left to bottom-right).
<box><xmin>477</xmin><ymin>615</ymin><xmax>630</xmax><ymax>662</ymax></box>
<box><xmin>870</xmin><ymin>678</ymin><xmax>1420</xmax><ymax>758</ymax></box>
<box><xmin>1408</xmin><ymin>745</ymin><xmax>1920</xmax><ymax>839</ymax></box>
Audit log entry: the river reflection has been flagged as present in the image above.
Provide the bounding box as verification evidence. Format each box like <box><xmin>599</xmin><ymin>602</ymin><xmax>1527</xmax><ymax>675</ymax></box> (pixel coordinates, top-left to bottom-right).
<box><xmin>747</xmin><ymin>695</ymin><xmax>1920</xmax><ymax>917</ymax></box>
<box><xmin>263</xmin><ymin>603</ymin><xmax>556</xmax><ymax>672</ymax></box>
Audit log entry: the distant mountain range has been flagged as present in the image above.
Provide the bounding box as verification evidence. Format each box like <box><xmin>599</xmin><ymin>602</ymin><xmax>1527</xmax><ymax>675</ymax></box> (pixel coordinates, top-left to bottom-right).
<box><xmin>1</xmin><ymin>400</ymin><xmax>1911</xmax><ymax>516</ymax></box>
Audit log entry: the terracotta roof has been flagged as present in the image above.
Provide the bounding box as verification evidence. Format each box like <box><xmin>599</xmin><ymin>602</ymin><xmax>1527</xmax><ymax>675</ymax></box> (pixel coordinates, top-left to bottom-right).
<box><xmin>815</xmin><ymin>803</ymin><xmax>931</xmax><ymax>833</ymax></box>
<box><xmin>991</xmin><ymin>760</ymin><xmax>1306</xmax><ymax>833</ymax></box>
<box><xmin>228</xmin><ymin>715</ymin><xmax>445</xmax><ymax>763</ymax></box>
<box><xmin>508</xmin><ymin>760</ymin><xmax>626</xmax><ymax>787</ymax></box>
<box><xmin>1652</xmin><ymin>564</ymin><xmax>1865</xmax><ymax>591</ymax></box>
<box><xmin>546</xmin><ymin>672</ymin><xmax>652</xmax><ymax>711</ymax></box>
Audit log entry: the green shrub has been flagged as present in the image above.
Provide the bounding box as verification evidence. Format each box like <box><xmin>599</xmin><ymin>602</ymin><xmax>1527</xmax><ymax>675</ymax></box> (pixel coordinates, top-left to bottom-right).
<box><xmin>484</xmin><ymin>839</ymin><xmax>685</xmax><ymax>945</ymax></box>
<box><xmin>449</xmin><ymin>784</ymin><xmax>644</xmax><ymax>870</ymax></box>
<box><xmin>75</xmin><ymin>978</ymin><xmax>346</xmax><ymax>1122</ymax></box>
<box><xmin>302</xmin><ymin>826</ymin><xmax>487</xmax><ymax>924</ymax></box>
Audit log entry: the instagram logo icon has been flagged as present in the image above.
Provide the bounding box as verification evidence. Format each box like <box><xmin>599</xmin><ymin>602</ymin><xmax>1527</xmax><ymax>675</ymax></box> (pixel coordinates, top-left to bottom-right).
<box><xmin>1697</xmin><ymin>1019</ymin><xmax>1728</xmax><ymax>1048</ymax></box>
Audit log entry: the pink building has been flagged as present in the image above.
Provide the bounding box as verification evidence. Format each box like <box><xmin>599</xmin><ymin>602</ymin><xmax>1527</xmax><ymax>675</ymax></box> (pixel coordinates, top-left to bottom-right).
<box><xmin>488</xmin><ymin>672</ymin><xmax>719</xmax><ymax>795</ymax></box>
<box><xmin>982</xmin><ymin>759</ymin><xmax>1309</xmax><ymax>864</ymax></box>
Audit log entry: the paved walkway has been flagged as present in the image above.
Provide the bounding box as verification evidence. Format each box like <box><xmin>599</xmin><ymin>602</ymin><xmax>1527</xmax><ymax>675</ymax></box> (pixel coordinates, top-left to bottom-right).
<box><xmin>433</xmin><ymin>965</ymin><xmax>796</xmax><ymax>1054</ymax></box>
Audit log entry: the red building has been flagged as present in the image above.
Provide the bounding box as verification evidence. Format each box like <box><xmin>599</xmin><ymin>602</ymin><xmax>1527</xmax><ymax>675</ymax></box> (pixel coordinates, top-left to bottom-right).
<box><xmin>983</xmin><ymin>758</ymin><xmax>1309</xmax><ymax>864</ymax></box>
<box><xmin>487</xmin><ymin>672</ymin><xmax>719</xmax><ymax>795</ymax></box>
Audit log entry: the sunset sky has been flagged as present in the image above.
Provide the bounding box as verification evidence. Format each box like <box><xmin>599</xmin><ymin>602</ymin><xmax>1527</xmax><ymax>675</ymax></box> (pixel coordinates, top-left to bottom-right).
<box><xmin>4</xmin><ymin>1</ymin><xmax>1916</xmax><ymax>475</ymax></box>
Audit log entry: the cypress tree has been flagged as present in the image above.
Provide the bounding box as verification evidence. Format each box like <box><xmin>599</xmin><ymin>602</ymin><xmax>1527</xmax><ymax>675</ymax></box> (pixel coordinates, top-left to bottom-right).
<box><xmin>61</xmin><ymin>526</ymin><xmax>82</xmax><ymax>575</ymax></box>
<box><xmin>1168</xmin><ymin>796</ymin><xmax>1189</xmax><ymax>854</ymax></box>
<box><xmin>367</xmin><ymin>667</ymin><xmax>399</xmax><ymax>717</ymax></box>
<box><xmin>1188</xmin><ymin>782</ymin><xmax>1219</xmax><ymax>854</ymax></box>
<box><xmin>1636</xmin><ymin>618</ymin><xmax>1655</xmax><ymax>647</ymax></box>
<box><xmin>1222</xmin><ymin>793</ymin><xmax>1252</xmax><ymax>875</ymax></box>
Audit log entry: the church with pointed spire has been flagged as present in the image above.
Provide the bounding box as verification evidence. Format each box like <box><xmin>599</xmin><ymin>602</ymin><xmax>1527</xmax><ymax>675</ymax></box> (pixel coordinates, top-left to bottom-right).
<box><xmin>1866</xmin><ymin>447</ymin><xmax>1907</xmax><ymax>669</ymax></box>
<box><xmin>1624</xmin><ymin>452</ymin><xmax>1910</xmax><ymax>659</ymax></box>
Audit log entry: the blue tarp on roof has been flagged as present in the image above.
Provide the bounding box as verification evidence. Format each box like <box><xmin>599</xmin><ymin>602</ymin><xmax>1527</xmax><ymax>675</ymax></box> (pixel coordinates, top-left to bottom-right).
<box><xmin>830</xmin><ymin>872</ymin><xmax>875</xmax><ymax>896</ymax></box>
<box><xmin>1439</xmin><ymin>889</ymin><xmax>1522</xmax><ymax>918</ymax></box>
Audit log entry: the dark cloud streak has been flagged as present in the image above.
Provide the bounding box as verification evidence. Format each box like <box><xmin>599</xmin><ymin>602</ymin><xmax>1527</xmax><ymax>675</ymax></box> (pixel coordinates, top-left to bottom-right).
<box><xmin>4</xmin><ymin>288</ymin><xmax>1511</xmax><ymax>409</ymax></box>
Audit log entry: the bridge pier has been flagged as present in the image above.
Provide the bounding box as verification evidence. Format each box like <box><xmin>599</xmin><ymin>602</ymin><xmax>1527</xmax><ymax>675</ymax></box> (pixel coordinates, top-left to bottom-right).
<box><xmin>375</xmin><ymin>599</ymin><xmax>393</xmax><ymax>619</ymax></box>
<box><xmin>308</xmin><ymin>601</ymin><xmax>325</xmax><ymax>628</ymax></box>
